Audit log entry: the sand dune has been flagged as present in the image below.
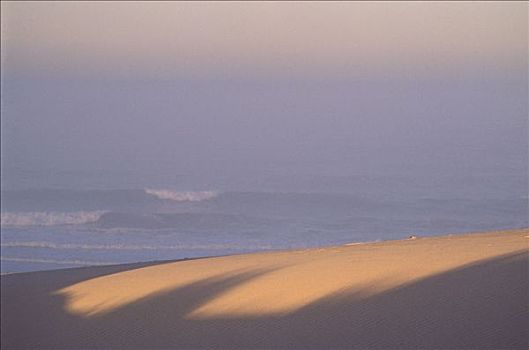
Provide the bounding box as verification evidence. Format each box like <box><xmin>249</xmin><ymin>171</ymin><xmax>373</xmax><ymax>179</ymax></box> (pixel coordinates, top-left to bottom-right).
<box><xmin>2</xmin><ymin>228</ymin><xmax>528</xmax><ymax>349</ymax></box>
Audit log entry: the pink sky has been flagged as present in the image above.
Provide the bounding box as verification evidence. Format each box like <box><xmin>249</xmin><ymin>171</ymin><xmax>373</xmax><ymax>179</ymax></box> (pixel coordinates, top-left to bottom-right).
<box><xmin>2</xmin><ymin>2</ymin><xmax>526</xmax><ymax>78</ymax></box>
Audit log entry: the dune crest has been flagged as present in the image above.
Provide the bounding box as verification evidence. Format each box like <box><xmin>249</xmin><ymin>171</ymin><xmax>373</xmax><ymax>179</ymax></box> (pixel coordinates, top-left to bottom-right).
<box><xmin>56</xmin><ymin>229</ymin><xmax>528</xmax><ymax>319</ymax></box>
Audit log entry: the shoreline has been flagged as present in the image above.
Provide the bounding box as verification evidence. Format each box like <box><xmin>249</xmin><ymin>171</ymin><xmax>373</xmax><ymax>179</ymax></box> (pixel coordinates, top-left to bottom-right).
<box><xmin>2</xmin><ymin>227</ymin><xmax>527</xmax><ymax>277</ymax></box>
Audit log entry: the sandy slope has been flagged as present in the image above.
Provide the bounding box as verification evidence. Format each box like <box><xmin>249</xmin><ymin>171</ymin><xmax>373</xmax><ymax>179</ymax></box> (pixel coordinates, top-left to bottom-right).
<box><xmin>2</xmin><ymin>228</ymin><xmax>528</xmax><ymax>349</ymax></box>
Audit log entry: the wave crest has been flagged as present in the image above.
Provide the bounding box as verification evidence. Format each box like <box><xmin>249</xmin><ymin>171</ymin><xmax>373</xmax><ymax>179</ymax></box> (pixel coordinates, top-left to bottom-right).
<box><xmin>144</xmin><ymin>189</ymin><xmax>218</xmax><ymax>202</ymax></box>
<box><xmin>0</xmin><ymin>211</ymin><xmax>105</xmax><ymax>227</ymax></box>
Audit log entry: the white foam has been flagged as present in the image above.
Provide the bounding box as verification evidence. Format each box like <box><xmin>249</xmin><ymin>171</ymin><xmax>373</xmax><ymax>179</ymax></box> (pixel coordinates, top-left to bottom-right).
<box><xmin>0</xmin><ymin>257</ymin><xmax>113</xmax><ymax>266</ymax></box>
<box><xmin>144</xmin><ymin>189</ymin><xmax>218</xmax><ymax>202</ymax></box>
<box><xmin>1</xmin><ymin>241</ymin><xmax>273</xmax><ymax>251</ymax></box>
<box><xmin>0</xmin><ymin>211</ymin><xmax>105</xmax><ymax>227</ymax></box>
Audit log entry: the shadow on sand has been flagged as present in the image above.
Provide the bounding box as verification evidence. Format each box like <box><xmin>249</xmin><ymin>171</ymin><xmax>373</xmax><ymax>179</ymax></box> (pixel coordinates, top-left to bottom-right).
<box><xmin>2</xmin><ymin>251</ymin><xmax>528</xmax><ymax>349</ymax></box>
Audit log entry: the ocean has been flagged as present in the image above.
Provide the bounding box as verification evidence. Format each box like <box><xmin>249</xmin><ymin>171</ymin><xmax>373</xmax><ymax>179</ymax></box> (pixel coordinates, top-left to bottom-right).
<box><xmin>1</xmin><ymin>170</ymin><xmax>527</xmax><ymax>274</ymax></box>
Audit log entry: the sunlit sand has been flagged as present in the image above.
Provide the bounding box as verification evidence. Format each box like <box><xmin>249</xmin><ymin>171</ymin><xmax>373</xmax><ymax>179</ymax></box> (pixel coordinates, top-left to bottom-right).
<box><xmin>2</xmin><ymin>228</ymin><xmax>528</xmax><ymax>349</ymax></box>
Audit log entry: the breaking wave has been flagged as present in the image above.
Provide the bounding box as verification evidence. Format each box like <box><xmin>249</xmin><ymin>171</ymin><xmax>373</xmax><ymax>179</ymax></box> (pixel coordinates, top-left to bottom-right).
<box><xmin>144</xmin><ymin>189</ymin><xmax>218</xmax><ymax>202</ymax></box>
<box><xmin>1</xmin><ymin>210</ymin><xmax>269</xmax><ymax>229</ymax></box>
<box><xmin>1</xmin><ymin>211</ymin><xmax>105</xmax><ymax>227</ymax></box>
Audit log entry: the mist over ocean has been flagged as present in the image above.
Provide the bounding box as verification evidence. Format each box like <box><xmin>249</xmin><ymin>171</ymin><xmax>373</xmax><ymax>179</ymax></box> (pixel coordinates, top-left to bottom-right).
<box><xmin>2</xmin><ymin>76</ymin><xmax>527</xmax><ymax>273</ymax></box>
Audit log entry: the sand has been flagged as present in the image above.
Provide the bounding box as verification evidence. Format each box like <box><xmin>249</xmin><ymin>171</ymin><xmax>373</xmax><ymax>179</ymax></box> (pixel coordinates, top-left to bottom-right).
<box><xmin>1</xmin><ymin>228</ymin><xmax>528</xmax><ymax>349</ymax></box>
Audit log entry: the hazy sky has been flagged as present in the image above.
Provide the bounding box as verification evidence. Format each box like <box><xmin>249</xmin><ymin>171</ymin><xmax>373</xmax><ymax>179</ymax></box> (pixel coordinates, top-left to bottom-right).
<box><xmin>2</xmin><ymin>1</ymin><xmax>526</xmax><ymax>78</ymax></box>
<box><xmin>1</xmin><ymin>2</ymin><xmax>527</xmax><ymax>191</ymax></box>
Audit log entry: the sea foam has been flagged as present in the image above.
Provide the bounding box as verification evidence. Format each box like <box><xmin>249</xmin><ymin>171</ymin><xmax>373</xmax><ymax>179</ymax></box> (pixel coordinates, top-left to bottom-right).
<box><xmin>0</xmin><ymin>211</ymin><xmax>105</xmax><ymax>227</ymax></box>
<box><xmin>144</xmin><ymin>189</ymin><xmax>218</xmax><ymax>202</ymax></box>
<box><xmin>1</xmin><ymin>241</ymin><xmax>272</xmax><ymax>251</ymax></box>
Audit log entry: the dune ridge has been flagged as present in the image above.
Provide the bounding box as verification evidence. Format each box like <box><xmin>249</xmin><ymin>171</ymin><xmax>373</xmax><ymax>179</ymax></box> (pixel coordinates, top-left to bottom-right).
<box><xmin>2</xmin><ymin>228</ymin><xmax>528</xmax><ymax>349</ymax></box>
